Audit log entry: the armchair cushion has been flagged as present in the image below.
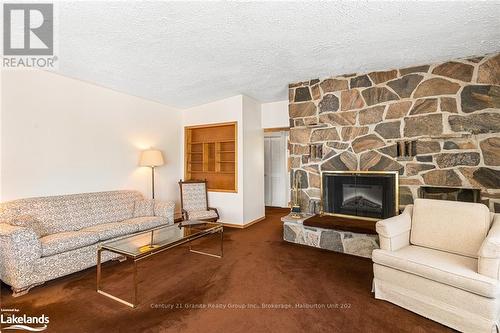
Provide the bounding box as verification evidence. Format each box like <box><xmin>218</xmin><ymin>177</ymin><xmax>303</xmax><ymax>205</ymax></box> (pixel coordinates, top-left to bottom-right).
<box><xmin>373</xmin><ymin>245</ymin><xmax>500</xmax><ymax>298</ymax></box>
<box><xmin>181</xmin><ymin>183</ymin><xmax>208</xmax><ymax>212</ymax></box>
<box><xmin>187</xmin><ymin>210</ymin><xmax>218</xmax><ymax>221</ymax></box>
<box><xmin>40</xmin><ymin>231</ymin><xmax>99</xmax><ymax>257</ymax></box>
<box><xmin>411</xmin><ymin>199</ymin><xmax>491</xmax><ymax>258</ymax></box>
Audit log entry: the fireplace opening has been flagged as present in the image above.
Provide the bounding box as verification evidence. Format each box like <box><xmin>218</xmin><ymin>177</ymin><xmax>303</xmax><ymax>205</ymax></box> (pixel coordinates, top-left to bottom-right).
<box><xmin>419</xmin><ymin>186</ymin><xmax>481</xmax><ymax>203</ymax></box>
<box><xmin>321</xmin><ymin>171</ymin><xmax>398</xmax><ymax>220</ymax></box>
<box><xmin>342</xmin><ymin>184</ymin><xmax>383</xmax><ymax>214</ymax></box>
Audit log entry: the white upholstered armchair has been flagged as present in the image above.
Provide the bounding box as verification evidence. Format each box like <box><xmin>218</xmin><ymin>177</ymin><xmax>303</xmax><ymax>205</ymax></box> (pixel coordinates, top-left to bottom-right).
<box><xmin>179</xmin><ymin>180</ymin><xmax>219</xmax><ymax>222</ymax></box>
<box><xmin>373</xmin><ymin>198</ymin><xmax>500</xmax><ymax>333</ymax></box>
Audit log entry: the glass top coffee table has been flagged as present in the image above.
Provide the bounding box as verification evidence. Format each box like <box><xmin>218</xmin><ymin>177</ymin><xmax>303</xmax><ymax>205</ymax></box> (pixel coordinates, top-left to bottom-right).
<box><xmin>96</xmin><ymin>221</ymin><xmax>223</xmax><ymax>308</ymax></box>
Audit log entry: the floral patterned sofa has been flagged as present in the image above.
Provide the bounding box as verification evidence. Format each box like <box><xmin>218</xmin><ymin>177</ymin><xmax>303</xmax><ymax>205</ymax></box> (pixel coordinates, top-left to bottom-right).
<box><xmin>0</xmin><ymin>190</ymin><xmax>175</xmax><ymax>296</ymax></box>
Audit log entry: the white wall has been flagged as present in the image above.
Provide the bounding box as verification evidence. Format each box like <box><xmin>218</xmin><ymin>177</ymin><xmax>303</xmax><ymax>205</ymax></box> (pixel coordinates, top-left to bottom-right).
<box><xmin>242</xmin><ymin>96</ymin><xmax>265</xmax><ymax>222</ymax></box>
<box><xmin>261</xmin><ymin>100</ymin><xmax>289</xmax><ymax>129</ymax></box>
<box><xmin>0</xmin><ymin>70</ymin><xmax>3</xmax><ymax>201</ymax></box>
<box><xmin>1</xmin><ymin>70</ymin><xmax>182</xmax><ymax>210</ymax></box>
<box><xmin>181</xmin><ymin>95</ymin><xmax>245</xmax><ymax>224</ymax></box>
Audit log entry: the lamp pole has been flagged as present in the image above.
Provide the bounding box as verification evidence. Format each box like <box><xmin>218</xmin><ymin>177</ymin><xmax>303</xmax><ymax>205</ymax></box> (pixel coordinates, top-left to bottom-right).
<box><xmin>139</xmin><ymin>149</ymin><xmax>164</xmax><ymax>200</ymax></box>
<box><xmin>151</xmin><ymin>166</ymin><xmax>155</xmax><ymax>199</ymax></box>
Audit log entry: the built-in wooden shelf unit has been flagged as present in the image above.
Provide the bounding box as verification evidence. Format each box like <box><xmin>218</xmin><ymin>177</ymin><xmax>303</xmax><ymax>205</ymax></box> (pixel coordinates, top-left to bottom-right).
<box><xmin>184</xmin><ymin>122</ymin><xmax>237</xmax><ymax>192</ymax></box>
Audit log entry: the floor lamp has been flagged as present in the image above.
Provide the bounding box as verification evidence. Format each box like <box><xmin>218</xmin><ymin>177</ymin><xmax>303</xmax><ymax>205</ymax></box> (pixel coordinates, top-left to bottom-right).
<box><xmin>139</xmin><ymin>149</ymin><xmax>164</xmax><ymax>199</ymax></box>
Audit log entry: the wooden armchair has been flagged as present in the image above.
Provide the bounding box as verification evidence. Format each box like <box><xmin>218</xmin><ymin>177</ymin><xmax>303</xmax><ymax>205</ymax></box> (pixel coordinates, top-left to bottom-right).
<box><xmin>179</xmin><ymin>180</ymin><xmax>219</xmax><ymax>222</ymax></box>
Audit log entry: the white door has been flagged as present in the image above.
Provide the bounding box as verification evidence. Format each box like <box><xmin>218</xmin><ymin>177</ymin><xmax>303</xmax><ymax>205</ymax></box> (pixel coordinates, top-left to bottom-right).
<box><xmin>264</xmin><ymin>132</ymin><xmax>288</xmax><ymax>207</ymax></box>
<box><xmin>264</xmin><ymin>138</ymin><xmax>272</xmax><ymax>205</ymax></box>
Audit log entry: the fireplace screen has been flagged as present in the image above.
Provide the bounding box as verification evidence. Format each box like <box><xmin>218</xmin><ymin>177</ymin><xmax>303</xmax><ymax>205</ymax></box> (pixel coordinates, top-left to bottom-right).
<box><xmin>342</xmin><ymin>184</ymin><xmax>383</xmax><ymax>214</ymax></box>
<box><xmin>322</xmin><ymin>172</ymin><xmax>397</xmax><ymax>220</ymax></box>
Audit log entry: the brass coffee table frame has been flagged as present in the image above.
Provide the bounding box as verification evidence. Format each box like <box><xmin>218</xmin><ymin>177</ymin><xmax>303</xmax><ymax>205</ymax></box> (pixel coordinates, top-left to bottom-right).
<box><xmin>96</xmin><ymin>222</ymin><xmax>223</xmax><ymax>308</ymax></box>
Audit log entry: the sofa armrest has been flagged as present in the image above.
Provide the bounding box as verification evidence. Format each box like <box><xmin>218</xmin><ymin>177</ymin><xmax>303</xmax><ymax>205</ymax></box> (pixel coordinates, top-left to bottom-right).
<box><xmin>479</xmin><ymin>214</ymin><xmax>500</xmax><ymax>279</ymax></box>
<box><xmin>154</xmin><ymin>201</ymin><xmax>175</xmax><ymax>224</ymax></box>
<box><xmin>376</xmin><ymin>205</ymin><xmax>413</xmax><ymax>251</ymax></box>
<box><xmin>0</xmin><ymin>223</ymin><xmax>42</xmax><ymax>287</ymax></box>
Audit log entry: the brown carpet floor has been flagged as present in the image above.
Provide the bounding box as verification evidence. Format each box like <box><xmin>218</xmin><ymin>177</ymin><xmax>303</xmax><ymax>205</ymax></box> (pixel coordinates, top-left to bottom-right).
<box><xmin>1</xmin><ymin>207</ymin><xmax>452</xmax><ymax>333</ymax></box>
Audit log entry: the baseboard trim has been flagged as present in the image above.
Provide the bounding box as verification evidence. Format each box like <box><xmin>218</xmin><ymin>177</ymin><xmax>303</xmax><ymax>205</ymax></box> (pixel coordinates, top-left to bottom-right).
<box><xmin>223</xmin><ymin>216</ymin><xmax>266</xmax><ymax>229</ymax></box>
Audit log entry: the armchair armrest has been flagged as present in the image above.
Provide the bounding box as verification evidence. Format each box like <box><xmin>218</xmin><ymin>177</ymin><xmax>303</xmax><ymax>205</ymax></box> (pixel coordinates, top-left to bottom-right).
<box><xmin>0</xmin><ymin>223</ymin><xmax>41</xmax><ymax>287</ymax></box>
<box><xmin>208</xmin><ymin>207</ymin><xmax>220</xmax><ymax>219</ymax></box>
<box><xmin>154</xmin><ymin>201</ymin><xmax>176</xmax><ymax>224</ymax></box>
<box><xmin>479</xmin><ymin>214</ymin><xmax>500</xmax><ymax>279</ymax></box>
<box><xmin>182</xmin><ymin>208</ymin><xmax>189</xmax><ymax>221</ymax></box>
<box><xmin>376</xmin><ymin>205</ymin><xmax>413</xmax><ymax>251</ymax></box>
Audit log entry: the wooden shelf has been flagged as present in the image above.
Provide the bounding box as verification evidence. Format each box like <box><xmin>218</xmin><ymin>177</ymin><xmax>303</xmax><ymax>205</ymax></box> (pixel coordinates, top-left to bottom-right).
<box><xmin>191</xmin><ymin>139</ymin><xmax>235</xmax><ymax>144</ymax></box>
<box><xmin>189</xmin><ymin>171</ymin><xmax>235</xmax><ymax>174</ymax></box>
<box><xmin>185</xmin><ymin>122</ymin><xmax>237</xmax><ymax>192</ymax></box>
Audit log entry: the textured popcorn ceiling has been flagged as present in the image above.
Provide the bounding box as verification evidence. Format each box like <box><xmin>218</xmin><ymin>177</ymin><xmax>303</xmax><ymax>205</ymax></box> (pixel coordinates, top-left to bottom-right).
<box><xmin>55</xmin><ymin>1</ymin><xmax>500</xmax><ymax>108</ymax></box>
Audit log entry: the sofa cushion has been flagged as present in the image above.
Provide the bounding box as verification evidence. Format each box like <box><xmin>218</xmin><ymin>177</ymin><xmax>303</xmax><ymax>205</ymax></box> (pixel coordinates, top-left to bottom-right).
<box><xmin>40</xmin><ymin>231</ymin><xmax>99</xmax><ymax>257</ymax></box>
<box><xmin>133</xmin><ymin>199</ymin><xmax>154</xmax><ymax>217</ymax></box>
<box><xmin>154</xmin><ymin>201</ymin><xmax>175</xmax><ymax>220</ymax></box>
<box><xmin>122</xmin><ymin>216</ymin><xmax>168</xmax><ymax>232</ymax></box>
<box><xmin>410</xmin><ymin>199</ymin><xmax>491</xmax><ymax>258</ymax></box>
<box><xmin>89</xmin><ymin>191</ymin><xmax>142</xmax><ymax>226</ymax></box>
<box><xmin>80</xmin><ymin>221</ymin><xmax>138</xmax><ymax>241</ymax></box>
<box><xmin>188</xmin><ymin>210</ymin><xmax>218</xmax><ymax>220</ymax></box>
<box><xmin>373</xmin><ymin>245</ymin><xmax>500</xmax><ymax>298</ymax></box>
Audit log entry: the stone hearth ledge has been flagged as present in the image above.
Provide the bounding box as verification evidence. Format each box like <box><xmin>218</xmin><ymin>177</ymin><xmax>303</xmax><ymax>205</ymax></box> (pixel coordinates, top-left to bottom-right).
<box><xmin>281</xmin><ymin>213</ymin><xmax>379</xmax><ymax>258</ymax></box>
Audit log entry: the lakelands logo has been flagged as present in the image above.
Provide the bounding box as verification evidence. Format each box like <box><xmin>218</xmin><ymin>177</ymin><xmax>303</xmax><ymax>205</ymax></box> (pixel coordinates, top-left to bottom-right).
<box><xmin>0</xmin><ymin>313</ymin><xmax>49</xmax><ymax>331</ymax></box>
<box><xmin>2</xmin><ymin>3</ymin><xmax>58</xmax><ymax>68</ymax></box>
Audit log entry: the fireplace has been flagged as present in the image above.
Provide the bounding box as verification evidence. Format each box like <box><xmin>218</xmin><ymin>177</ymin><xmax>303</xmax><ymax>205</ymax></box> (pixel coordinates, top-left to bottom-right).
<box><xmin>321</xmin><ymin>171</ymin><xmax>398</xmax><ymax>220</ymax></box>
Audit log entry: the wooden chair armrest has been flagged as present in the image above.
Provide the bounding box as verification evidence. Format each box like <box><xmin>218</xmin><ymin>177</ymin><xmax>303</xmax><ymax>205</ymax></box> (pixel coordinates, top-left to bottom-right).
<box><xmin>181</xmin><ymin>209</ymin><xmax>189</xmax><ymax>221</ymax></box>
<box><xmin>208</xmin><ymin>207</ymin><xmax>219</xmax><ymax>218</ymax></box>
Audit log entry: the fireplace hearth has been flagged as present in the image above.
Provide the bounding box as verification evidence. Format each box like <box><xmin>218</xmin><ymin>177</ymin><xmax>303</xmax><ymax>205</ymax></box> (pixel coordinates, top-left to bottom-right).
<box><xmin>321</xmin><ymin>171</ymin><xmax>398</xmax><ymax>220</ymax></box>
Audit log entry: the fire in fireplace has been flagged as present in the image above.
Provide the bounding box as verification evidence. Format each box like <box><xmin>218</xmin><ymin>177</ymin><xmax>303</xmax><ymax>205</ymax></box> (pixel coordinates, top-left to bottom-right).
<box><xmin>321</xmin><ymin>171</ymin><xmax>398</xmax><ymax>220</ymax></box>
<box><xmin>342</xmin><ymin>184</ymin><xmax>383</xmax><ymax>213</ymax></box>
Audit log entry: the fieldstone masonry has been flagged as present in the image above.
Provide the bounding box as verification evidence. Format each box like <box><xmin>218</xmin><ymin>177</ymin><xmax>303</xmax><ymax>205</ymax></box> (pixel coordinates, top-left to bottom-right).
<box><xmin>288</xmin><ymin>53</ymin><xmax>500</xmax><ymax>213</ymax></box>
<box><xmin>282</xmin><ymin>215</ymin><xmax>379</xmax><ymax>258</ymax></box>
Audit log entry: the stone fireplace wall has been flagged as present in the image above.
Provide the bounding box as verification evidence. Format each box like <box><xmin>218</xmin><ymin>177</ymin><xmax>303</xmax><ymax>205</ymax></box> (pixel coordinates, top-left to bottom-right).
<box><xmin>288</xmin><ymin>53</ymin><xmax>500</xmax><ymax>213</ymax></box>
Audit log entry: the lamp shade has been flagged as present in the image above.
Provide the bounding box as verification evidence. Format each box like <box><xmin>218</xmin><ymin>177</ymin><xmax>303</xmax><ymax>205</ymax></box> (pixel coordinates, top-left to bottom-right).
<box><xmin>139</xmin><ymin>149</ymin><xmax>164</xmax><ymax>167</ymax></box>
